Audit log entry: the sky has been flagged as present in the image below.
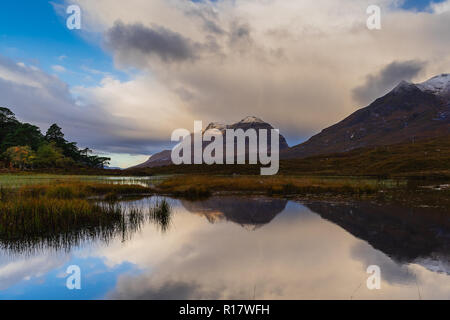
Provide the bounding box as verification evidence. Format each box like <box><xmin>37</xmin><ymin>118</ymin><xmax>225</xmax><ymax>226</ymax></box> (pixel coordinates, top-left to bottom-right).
<box><xmin>0</xmin><ymin>0</ymin><xmax>449</xmax><ymax>168</ymax></box>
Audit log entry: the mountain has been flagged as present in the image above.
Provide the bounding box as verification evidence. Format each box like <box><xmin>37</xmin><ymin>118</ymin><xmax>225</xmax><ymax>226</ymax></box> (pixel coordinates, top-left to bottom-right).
<box><xmin>130</xmin><ymin>150</ymin><xmax>172</xmax><ymax>169</ymax></box>
<box><xmin>283</xmin><ymin>74</ymin><xmax>450</xmax><ymax>159</ymax></box>
<box><xmin>130</xmin><ymin>116</ymin><xmax>289</xmax><ymax>169</ymax></box>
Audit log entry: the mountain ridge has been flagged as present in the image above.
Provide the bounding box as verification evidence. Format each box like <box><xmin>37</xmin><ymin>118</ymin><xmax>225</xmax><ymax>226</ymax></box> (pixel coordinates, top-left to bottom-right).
<box><xmin>282</xmin><ymin>74</ymin><xmax>450</xmax><ymax>159</ymax></box>
<box><xmin>131</xmin><ymin>74</ymin><xmax>450</xmax><ymax>168</ymax></box>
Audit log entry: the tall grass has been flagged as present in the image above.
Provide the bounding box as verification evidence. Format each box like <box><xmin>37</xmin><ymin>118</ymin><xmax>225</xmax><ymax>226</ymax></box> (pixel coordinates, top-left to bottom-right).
<box><xmin>0</xmin><ymin>198</ymin><xmax>125</xmax><ymax>253</ymax></box>
<box><xmin>149</xmin><ymin>199</ymin><xmax>172</xmax><ymax>233</ymax></box>
<box><xmin>0</xmin><ymin>182</ymin><xmax>171</xmax><ymax>254</ymax></box>
<box><xmin>17</xmin><ymin>182</ymin><xmax>153</xmax><ymax>199</ymax></box>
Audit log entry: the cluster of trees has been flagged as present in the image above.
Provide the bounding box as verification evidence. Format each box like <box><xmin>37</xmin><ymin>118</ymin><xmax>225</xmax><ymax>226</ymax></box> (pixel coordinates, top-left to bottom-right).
<box><xmin>0</xmin><ymin>107</ymin><xmax>110</xmax><ymax>170</ymax></box>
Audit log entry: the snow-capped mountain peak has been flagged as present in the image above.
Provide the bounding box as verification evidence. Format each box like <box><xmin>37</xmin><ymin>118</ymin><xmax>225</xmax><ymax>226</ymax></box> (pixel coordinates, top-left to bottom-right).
<box><xmin>205</xmin><ymin>122</ymin><xmax>227</xmax><ymax>131</ymax></box>
<box><xmin>238</xmin><ymin>116</ymin><xmax>265</xmax><ymax>124</ymax></box>
<box><xmin>416</xmin><ymin>73</ymin><xmax>450</xmax><ymax>96</ymax></box>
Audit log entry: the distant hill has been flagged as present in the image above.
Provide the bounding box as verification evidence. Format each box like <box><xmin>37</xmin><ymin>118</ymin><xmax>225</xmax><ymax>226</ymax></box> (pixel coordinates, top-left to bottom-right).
<box><xmin>126</xmin><ymin>136</ymin><xmax>450</xmax><ymax>178</ymax></box>
<box><xmin>130</xmin><ymin>74</ymin><xmax>450</xmax><ymax>173</ymax></box>
<box><xmin>130</xmin><ymin>116</ymin><xmax>289</xmax><ymax>169</ymax></box>
<box><xmin>283</xmin><ymin>74</ymin><xmax>450</xmax><ymax>159</ymax></box>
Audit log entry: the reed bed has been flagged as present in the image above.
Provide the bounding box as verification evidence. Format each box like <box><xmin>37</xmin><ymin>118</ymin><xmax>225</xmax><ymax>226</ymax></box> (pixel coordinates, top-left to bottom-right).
<box><xmin>17</xmin><ymin>182</ymin><xmax>153</xmax><ymax>199</ymax></box>
<box><xmin>0</xmin><ymin>198</ymin><xmax>123</xmax><ymax>253</ymax></box>
<box><xmin>157</xmin><ymin>175</ymin><xmax>382</xmax><ymax>197</ymax></box>
<box><xmin>149</xmin><ymin>199</ymin><xmax>172</xmax><ymax>232</ymax></box>
<box><xmin>0</xmin><ymin>182</ymin><xmax>170</xmax><ymax>254</ymax></box>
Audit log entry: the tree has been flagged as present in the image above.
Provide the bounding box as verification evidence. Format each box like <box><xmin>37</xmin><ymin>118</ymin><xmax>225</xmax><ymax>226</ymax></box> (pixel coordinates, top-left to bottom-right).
<box><xmin>87</xmin><ymin>155</ymin><xmax>111</xmax><ymax>168</ymax></box>
<box><xmin>0</xmin><ymin>107</ymin><xmax>18</xmax><ymax>124</ymax></box>
<box><xmin>0</xmin><ymin>107</ymin><xmax>20</xmax><ymax>147</ymax></box>
<box><xmin>1</xmin><ymin>123</ymin><xmax>44</xmax><ymax>152</ymax></box>
<box><xmin>0</xmin><ymin>108</ymin><xmax>110</xmax><ymax>170</ymax></box>
<box><xmin>45</xmin><ymin>124</ymin><xmax>66</xmax><ymax>146</ymax></box>
<box><xmin>3</xmin><ymin>146</ymin><xmax>35</xmax><ymax>169</ymax></box>
<box><xmin>44</xmin><ymin>126</ymin><xmax>110</xmax><ymax>168</ymax></box>
<box><xmin>33</xmin><ymin>143</ymin><xmax>67</xmax><ymax>168</ymax></box>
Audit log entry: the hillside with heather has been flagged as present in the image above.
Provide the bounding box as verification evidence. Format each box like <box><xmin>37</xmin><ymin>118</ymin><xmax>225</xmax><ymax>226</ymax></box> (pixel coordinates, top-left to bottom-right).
<box><xmin>283</xmin><ymin>74</ymin><xmax>450</xmax><ymax>159</ymax></box>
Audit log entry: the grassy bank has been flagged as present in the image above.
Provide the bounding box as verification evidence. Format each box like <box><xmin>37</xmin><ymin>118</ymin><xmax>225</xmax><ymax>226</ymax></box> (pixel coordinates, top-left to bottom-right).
<box><xmin>17</xmin><ymin>182</ymin><xmax>153</xmax><ymax>199</ymax></box>
<box><xmin>0</xmin><ymin>174</ymin><xmax>166</xmax><ymax>188</ymax></box>
<box><xmin>155</xmin><ymin>175</ymin><xmax>450</xmax><ymax>209</ymax></box>
<box><xmin>157</xmin><ymin>175</ymin><xmax>384</xmax><ymax>196</ymax></box>
<box><xmin>0</xmin><ymin>173</ymin><xmax>447</xmax><ymax>253</ymax></box>
<box><xmin>0</xmin><ymin>182</ymin><xmax>170</xmax><ymax>253</ymax></box>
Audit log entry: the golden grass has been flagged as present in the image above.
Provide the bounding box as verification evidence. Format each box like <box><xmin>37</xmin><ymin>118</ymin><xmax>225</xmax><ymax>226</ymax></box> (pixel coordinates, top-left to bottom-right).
<box><xmin>156</xmin><ymin>175</ymin><xmax>450</xmax><ymax>209</ymax></box>
<box><xmin>157</xmin><ymin>175</ymin><xmax>381</xmax><ymax>197</ymax></box>
<box><xmin>0</xmin><ymin>182</ymin><xmax>170</xmax><ymax>253</ymax></box>
<box><xmin>17</xmin><ymin>182</ymin><xmax>153</xmax><ymax>199</ymax></box>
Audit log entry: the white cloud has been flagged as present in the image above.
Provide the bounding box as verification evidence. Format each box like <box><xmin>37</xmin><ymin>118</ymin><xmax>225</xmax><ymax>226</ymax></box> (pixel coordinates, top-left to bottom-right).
<box><xmin>0</xmin><ymin>55</ymin><xmax>165</xmax><ymax>158</ymax></box>
<box><xmin>51</xmin><ymin>65</ymin><xmax>66</xmax><ymax>73</ymax></box>
<box><xmin>0</xmin><ymin>253</ymin><xmax>69</xmax><ymax>290</ymax></box>
<box><xmin>431</xmin><ymin>0</ymin><xmax>450</xmax><ymax>14</ymax></box>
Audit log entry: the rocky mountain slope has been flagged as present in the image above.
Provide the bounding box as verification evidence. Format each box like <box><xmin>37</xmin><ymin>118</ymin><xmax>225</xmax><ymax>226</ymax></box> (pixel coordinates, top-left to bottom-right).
<box><xmin>283</xmin><ymin>74</ymin><xmax>450</xmax><ymax>159</ymax></box>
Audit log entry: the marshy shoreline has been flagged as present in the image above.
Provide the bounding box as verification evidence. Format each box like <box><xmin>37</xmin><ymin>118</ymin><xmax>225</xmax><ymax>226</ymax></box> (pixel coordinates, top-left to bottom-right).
<box><xmin>1</xmin><ymin>173</ymin><xmax>449</xmax><ymax>209</ymax></box>
<box><xmin>0</xmin><ymin>173</ymin><xmax>448</xmax><ymax>256</ymax></box>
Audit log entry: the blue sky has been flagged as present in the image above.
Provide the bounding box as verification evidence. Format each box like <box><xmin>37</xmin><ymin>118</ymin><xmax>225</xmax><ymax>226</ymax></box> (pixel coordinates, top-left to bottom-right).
<box><xmin>402</xmin><ymin>0</ymin><xmax>446</xmax><ymax>10</ymax></box>
<box><xmin>0</xmin><ymin>1</ymin><xmax>127</xmax><ymax>87</ymax></box>
<box><xmin>0</xmin><ymin>1</ymin><xmax>136</xmax><ymax>167</ymax></box>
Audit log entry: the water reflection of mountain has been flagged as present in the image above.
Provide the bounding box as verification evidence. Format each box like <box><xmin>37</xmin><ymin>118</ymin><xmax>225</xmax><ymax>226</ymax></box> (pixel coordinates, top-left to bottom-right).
<box><xmin>181</xmin><ymin>196</ymin><xmax>287</xmax><ymax>229</ymax></box>
<box><xmin>305</xmin><ymin>201</ymin><xmax>450</xmax><ymax>273</ymax></box>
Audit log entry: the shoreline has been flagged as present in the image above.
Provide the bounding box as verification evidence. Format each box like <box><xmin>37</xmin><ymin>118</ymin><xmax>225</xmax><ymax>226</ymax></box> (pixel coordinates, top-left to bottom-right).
<box><xmin>1</xmin><ymin>174</ymin><xmax>448</xmax><ymax>210</ymax></box>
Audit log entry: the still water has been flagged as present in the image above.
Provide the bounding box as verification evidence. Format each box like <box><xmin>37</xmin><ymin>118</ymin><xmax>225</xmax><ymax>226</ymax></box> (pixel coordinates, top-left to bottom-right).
<box><xmin>0</xmin><ymin>195</ymin><xmax>449</xmax><ymax>299</ymax></box>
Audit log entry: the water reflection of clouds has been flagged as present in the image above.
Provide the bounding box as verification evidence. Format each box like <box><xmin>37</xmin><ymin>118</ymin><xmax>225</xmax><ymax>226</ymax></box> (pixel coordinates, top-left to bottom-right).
<box><xmin>0</xmin><ymin>253</ymin><xmax>70</xmax><ymax>292</ymax></box>
<box><xmin>1</xmin><ymin>197</ymin><xmax>449</xmax><ymax>299</ymax></box>
<box><xmin>97</xmin><ymin>198</ymin><xmax>450</xmax><ymax>299</ymax></box>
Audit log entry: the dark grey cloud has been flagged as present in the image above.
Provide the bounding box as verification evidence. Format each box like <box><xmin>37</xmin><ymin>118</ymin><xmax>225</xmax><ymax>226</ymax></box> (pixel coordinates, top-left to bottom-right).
<box><xmin>203</xmin><ymin>19</ymin><xmax>225</xmax><ymax>35</ymax></box>
<box><xmin>105</xmin><ymin>21</ymin><xmax>197</xmax><ymax>63</ymax></box>
<box><xmin>229</xmin><ymin>22</ymin><xmax>253</xmax><ymax>47</ymax></box>
<box><xmin>352</xmin><ymin>60</ymin><xmax>427</xmax><ymax>105</ymax></box>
